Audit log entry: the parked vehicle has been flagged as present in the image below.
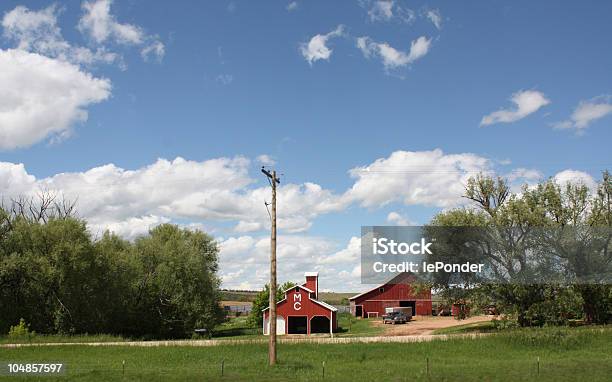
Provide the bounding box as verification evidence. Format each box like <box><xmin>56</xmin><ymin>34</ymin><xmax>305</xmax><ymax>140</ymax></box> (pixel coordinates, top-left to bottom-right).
<box><xmin>382</xmin><ymin>311</ymin><xmax>409</xmax><ymax>324</ymax></box>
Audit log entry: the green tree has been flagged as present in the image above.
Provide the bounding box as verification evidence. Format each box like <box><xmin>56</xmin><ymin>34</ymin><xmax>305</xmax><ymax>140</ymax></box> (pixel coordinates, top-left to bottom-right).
<box><xmin>427</xmin><ymin>172</ymin><xmax>611</xmax><ymax>326</ymax></box>
<box><xmin>247</xmin><ymin>281</ymin><xmax>296</xmax><ymax>328</ymax></box>
<box><xmin>127</xmin><ymin>224</ymin><xmax>224</xmax><ymax>338</ymax></box>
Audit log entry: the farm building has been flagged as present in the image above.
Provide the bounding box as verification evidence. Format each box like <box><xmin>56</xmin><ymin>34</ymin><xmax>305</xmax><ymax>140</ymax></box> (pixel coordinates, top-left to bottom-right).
<box><xmin>263</xmin><ymin>272</ymin><xmax>338</xmax><ymax>335</ymax></box>
<box><xmin>349</xmin><ymin>272</ymin><xmax>432</xmax><ymax>317</ymax></box>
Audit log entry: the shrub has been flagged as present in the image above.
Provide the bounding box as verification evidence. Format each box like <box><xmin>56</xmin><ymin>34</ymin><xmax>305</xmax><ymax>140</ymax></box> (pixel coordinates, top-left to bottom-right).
<box><xmin>8</xmin><ymin>318</ymin><xmax>36</xmax><ymax>341</ymax></box>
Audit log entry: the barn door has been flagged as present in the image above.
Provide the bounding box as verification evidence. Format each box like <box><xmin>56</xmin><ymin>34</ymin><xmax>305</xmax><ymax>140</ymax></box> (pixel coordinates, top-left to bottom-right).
<box><xmin>265</xmin><ymin>316</ymin><xmax>286</xmax><ymax>335</ymax></box>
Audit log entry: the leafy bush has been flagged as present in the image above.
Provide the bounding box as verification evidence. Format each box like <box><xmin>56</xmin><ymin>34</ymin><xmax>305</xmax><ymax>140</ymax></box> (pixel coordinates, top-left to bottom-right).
<box><xmin>8</xmin><ymin>318</ymin><xmax>35</xmax><ymax>341</ymax></box>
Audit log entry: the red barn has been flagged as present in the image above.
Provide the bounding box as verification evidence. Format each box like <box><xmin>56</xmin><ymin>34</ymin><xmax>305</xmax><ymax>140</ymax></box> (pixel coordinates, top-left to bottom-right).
<box><xmin>263</xmin><ymin>272</ymin><xmax>338</xmax><ymax>335</ymax></box>
<box><xmin>349</xmin><ymin>273</ymin><xmax>432</xmax><ymax>317</ymax></box>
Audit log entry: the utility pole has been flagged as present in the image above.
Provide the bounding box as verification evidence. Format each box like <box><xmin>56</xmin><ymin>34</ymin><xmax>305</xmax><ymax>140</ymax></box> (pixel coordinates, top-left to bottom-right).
<box><xmin>262</xmin><ymin>167</ymin><xmax>280</xmax><ymax>366</ymax></box>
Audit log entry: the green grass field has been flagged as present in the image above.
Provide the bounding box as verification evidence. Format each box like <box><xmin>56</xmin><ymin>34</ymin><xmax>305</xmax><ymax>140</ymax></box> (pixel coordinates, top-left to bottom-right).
<box><xmin>431</xmin><ymin>320</ymin><xmax>497</xmax><ymax>335</ymax></box>
<box><xmin>2</xmin><ymin>326</ymin><xmax>611</xmax><ymax>381</ymax></box>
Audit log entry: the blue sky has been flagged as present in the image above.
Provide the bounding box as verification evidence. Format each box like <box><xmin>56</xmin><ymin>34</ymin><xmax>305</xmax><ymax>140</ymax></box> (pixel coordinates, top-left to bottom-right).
<box><xmin>1</xmin><ymin>1</ymin><xmax>611</xmax><ymax>291</ymax></box>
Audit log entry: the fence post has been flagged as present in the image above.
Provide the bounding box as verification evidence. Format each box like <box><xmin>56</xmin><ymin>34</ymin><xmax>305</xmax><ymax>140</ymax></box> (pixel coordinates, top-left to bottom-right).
<box><xmin>322</xmin><ymin>361</ymin><xmax>325</xmax><ymax>379</ymax></box>
<box><xmin>221</xmin><ymin>359</ymin><xmax>225</xmax><ymax>377</ymax></box>
<box><xmin>426</xmin><ymin>357</ymin><xmax>429</xmax><ymax>376</ymax></box>
<box><xmin>537</xmin><ymin>357</ymin><xmax>540</xmax><ymax>376</ymax></box>
<box><xmin>122</xmin><ymin>360</ymin><xmax>125</xmax><ymax>376</ymax></box>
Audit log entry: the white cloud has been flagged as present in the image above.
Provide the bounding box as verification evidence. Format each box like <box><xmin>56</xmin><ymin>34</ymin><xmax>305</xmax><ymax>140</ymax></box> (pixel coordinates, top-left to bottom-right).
<box><xmin>78</xmin><ymin>0</ymin><xmax>164</xmax><ymax>61</ymax></box>
<box><xmin>1</xmin><ymin>5</ymin><xmax>120</xmax><ymax>66</ymax></box>
<box><xmin>553</xmin><ymin>169</ymin><xmax>597</xmax><ymax>191</ymax></box>
<box><xmin>300</xmin><ymin>25</ymin><xmax>345</xmax><ymax>65</ymax></box>
<box><xmin>0</xmin><ymin>156</ymin><xmax>347</xmax><ymax>235</ymax></box>
<box><xmin>141</xmin><ymin>40</ymin><xmax>165</xmax><ymax>62</ymax></box>
<box><xmin>286</xmin><ymin>1</ymin><xmax>299</xmax><ymax>12</ymax></box>
<box><xmin>215</xmin><ymin>74</ymin><xmax>234</xmax><ymax>85</ymax></box>
<box><xmin>78</xmin><ymin>0</ymin><xmax>142</xmax><ymax>44</ymax></box>
<box><xmin>506</xmin><ymin>168</ymin><xmax>543</xmax><ymax>183</ymax></box>
<box><xmin>553</xmin><ymin>96</ymin><xmax>612</xmax><ymax>132</ymax></box>
<box><xmin>93</xmin><ymin>215</ymin><xmax>170</xmax><ymax>240</ymax></box>
<box><xmin>256</xmin><ymin>154</ymin><xmax>276</xmax><ymax>166</ymax></box>
<box><xmin>366</xmin><ymin>1</ymin><xmax>415</xmax><ymax>23</ymax></box>
<box><xmin>318</xmin><ymin>236</ymin><xmax>361</xmax><ymax>265</ymax></box>
<box><xmin>425</xmin><ymin>8</ymin><xmax>442</xmax><ymax>29</ymax></box>
<box><xmin>343</xmin><ymin>149</ymin><xmax>493</xmax><ymax>208</ymax></box>
<box><xmin>219</xmin><ymin>234</ymin><xmax>336</xmax><ymax>288</ymax></box>
<box><xmin>234</xmin><ymin>221</ymin><xmax>264</xmax><ymax>233</ymax></box>
<box><xmin>357</xmin><ymin>35</ymin><xmax>431</xmax><ymax>70</ymax></box>
<box><xmin>0</xmin><ymin>49</ymin><xmax>111</xmax><ymax>150</ymax></box>
<box><xmin>1</xmin><ymin>152</ymin><xmax>602</xmax><ymax>291</ymax></box>
<box><xmin>480</xmin><ymin>90</ymin><xmax>550</xmax><ymax>126</ymax></box>
<box><xmin>219</xmin><ymin>234</ymin><xmax>364</xmax><ymax>291</ymax></box>
<box><xmin>386</xmin><ymin>211</ymin><xmax>413</xmax><ymax>226</ymax></box>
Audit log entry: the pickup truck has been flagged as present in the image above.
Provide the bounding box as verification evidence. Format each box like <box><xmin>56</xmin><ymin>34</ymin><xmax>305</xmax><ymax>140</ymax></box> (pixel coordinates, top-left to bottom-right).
<box><xmin>382</xmin><ymin>311</ymin><xmax>409</xmax><ymax>324</ymax></box>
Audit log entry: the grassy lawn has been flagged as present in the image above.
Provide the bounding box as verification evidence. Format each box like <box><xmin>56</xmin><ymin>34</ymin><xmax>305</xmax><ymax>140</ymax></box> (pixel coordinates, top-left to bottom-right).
<box><xmin>2</xmin><ymin>327</ymin><xmax>611</xmax><ymax>381</ymax></box>
<box><xmin>431</xmin><ymin>320</ymin><xmax>497</xmax><ymax>335</ymax></box>
<box><xmin>336</xmin><ymin>313</ymin><xmax>384</xmax><ymax>337</ymax></box>
<box><xmin>0</xmin><ymin>334</ymin><xmax>126</xmax><ymax>345</ymax></box>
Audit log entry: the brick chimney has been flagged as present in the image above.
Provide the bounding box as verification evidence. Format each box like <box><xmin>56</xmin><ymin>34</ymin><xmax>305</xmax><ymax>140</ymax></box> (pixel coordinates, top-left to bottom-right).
<box><xmin>304</xmin><ymin>272</ymin><xmax>319</xmax><ymax>299</ymax></box>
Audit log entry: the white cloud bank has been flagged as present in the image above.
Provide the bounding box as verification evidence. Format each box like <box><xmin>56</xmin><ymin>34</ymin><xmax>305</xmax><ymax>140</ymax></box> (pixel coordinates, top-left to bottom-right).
<box><xmin>1</xmin><ymin>149</ymin><xmax>580</xmax><ymax>237</ymax></box>
<box><xmin>0</xmin><ymin>49</ymin><xmax>111</xmax><ymax>150</ymax></box>
<box><xmin>300</xmin><ymin>25</ymin><xmax>345</xmax><ymax>65</ymax></box>
<box><xmin>357</xmin><ymin>35</ymin><xmax>431</xmax><ymax>70</ymax></box>
<box><xmin>0</xmin><ymin>151</ymin><xmax>600</xmax><ymax>290</ymax></box>
<box><xmin>480</xmin><ymin>90</ymin><xmax>550</xmax><ymax>126</ymax></box>
<box><xmin>553</xmin><ymin>96</ymin><xmax>612</xmax><ymax>132</ymax></box>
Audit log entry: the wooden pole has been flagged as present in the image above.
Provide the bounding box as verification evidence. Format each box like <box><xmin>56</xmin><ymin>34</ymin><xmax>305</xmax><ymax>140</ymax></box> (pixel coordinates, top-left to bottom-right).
<box><xmin>269</xmin><ymin>170</ymin><xmax>278</xmax><ymax>366</ymax></box>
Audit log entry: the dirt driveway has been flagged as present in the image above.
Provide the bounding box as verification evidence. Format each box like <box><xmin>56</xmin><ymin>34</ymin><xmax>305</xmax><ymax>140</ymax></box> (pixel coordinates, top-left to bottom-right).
<box><xmin>374</xmin><ymin>315</ymin><xmax>493</xmax><ymax>336</ymax></box>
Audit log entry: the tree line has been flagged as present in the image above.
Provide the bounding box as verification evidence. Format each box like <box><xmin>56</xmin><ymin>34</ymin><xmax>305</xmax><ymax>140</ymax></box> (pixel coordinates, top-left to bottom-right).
<box><xmin>0</xmin><ymin>194</ymin><xmax>223</xmax><ymax>338</ymax></box>
<box><xmin>427</xmin><ymin>171</ymin><xmax>612</xmax><ymax>326</ymax></box>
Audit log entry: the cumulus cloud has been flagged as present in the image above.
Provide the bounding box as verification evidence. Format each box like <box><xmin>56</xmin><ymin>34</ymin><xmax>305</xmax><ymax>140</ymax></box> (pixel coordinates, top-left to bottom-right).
<box><xmin>95</xmin><ymin>215</ymin><xmax>170</xmax><ymax>240</ymax></box>
<box><xmin>505</xmin><ymin>168</ymin><xmax>543</xmax><ymax>183</ymax></box>
<box><xmin>0</xmin><ymin>156</ymin><xmax>347</xmax><ymax>235</ymax></box>
<box><xmin>365</xmin><ymin>0</ymin><xmax>415</xmax><ymax>23</ymax></box>
<box><xmin>219</xmin><ymin>234</ymin><xmax>364</xmax><ymax>291</ymax></box>
<box><xmin>553</xmin><ymin>169</ymin><xmax>597</xmax><ymax>191</ymax></box>
<box><xmin>1</xmin><ymin>5</ymin><xmax>119</xmax><ymax>66</ymax></box>
<box><xmin>256</xmin><ymin>154</ymin><xmax>276</xmax><ymax>166</ymax></box>
<box><xmin>386</xmin><ymin>211</ymin><xmax>413</xmax><ymax>226</ymax></box>
<box><xmin>0</xmin><ymin>2</ymin><xmax>167</xmax><ymax>151</ymax></box>
<box><xmin>1</xmin><ymin>152</ymin><xmax>601</xmax><ymax>290</ymax></box>
<box><xmin>300</xmin><ymin>25</ymin><xmax>345</xmax><ymax>65</ymax></box>
<box><xmin>357</xmin><ymin>35</ymin><xmax>431</xmax><ymax>70</ymax></box>
<box><xmin>78</xmin><ymin>0</ymin><xmax>164</xmax><ymax>61</ymax></box>
<box><xmin>480</xmin><ymin>90</ymin><xmax>550</xmax><ymax>126</ymax></box>
<box><xmin>343</xmin><ymin>149</ymin><xmax>493</xmax><ymax>208</ymax></box>
<box><xmin>553</xmin><ymin>96</ymin><xmax>612</xmax><ymax>132</ymax></box>
<box><xmin>0</xmin><ymin>49</ymin><xmax>111</xmax><ymax>150</ymax></box>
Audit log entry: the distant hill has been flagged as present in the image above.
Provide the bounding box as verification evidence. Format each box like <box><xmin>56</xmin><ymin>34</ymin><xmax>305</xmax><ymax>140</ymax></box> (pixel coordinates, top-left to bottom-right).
<box><xmin>220</xmin><ymin>289</ymin><xmax>355</xmax><ymax>305</ymax></box>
